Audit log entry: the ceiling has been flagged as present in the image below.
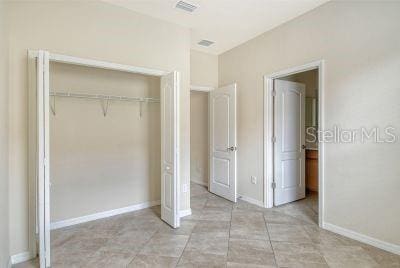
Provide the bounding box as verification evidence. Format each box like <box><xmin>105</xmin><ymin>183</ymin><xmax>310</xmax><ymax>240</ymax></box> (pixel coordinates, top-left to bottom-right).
<box><xmin>104</xmin><ymin>0</ymin><xmax>329</xmax><ymax>55</ymax></box>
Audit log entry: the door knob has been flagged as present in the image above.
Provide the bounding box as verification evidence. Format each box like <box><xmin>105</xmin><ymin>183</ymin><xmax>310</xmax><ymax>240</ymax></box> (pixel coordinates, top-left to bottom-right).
<box><xmin>166</xmin><ymin>166</ymin><xmax>171</xmax><ymax>171</ymax></box>
<box><xmin>228</xmin><ymin>146</ymin><xmax>237</xmax><ymax>151</ymax></box>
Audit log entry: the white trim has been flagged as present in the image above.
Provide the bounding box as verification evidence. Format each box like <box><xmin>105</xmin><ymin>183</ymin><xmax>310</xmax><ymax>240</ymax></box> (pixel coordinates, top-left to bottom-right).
<box><xmin>176</xmin><ymin>72</ymin><xmax>181</xmax><ymax>227</ymax></box>
<box><xmin>190</xmin><ymin>179</ymin><xmax>208</xmax><ymax>187</ymax></box>
<box><xmin>10</xmin><ymin>251</ymin><xmax>36</xmax><ymax>265</ymax></box>
<box><xmin>263</xmin><ymin>75</ymin><xmax>274</xmax><ymax>209</ymax></box>
<box><xmin>179</xmin><ymin>209</ymin><xmax>192</xmax><ymax>218</ymax></box>
<box><xmin>266</xmin><ymin>60</ymin><xmax>322</xmax><ymax>78</ymax></box>
<box><xmin>51</xmin><ymin>200</ymin><xmax>160</xmax><ymax>230</ymax></box>
<box><xmin>238</xmin><ymin>194</ymin><xmax>264</xmax><ymax>207</ymax></box>
<box><xmin>28</xmin><ymin>49</ymin><xmax>38</xmax><ymax>58</ymax></box>
<box><xmin>43</xmin><ymin>51</ymin><xmax>51</xmax><ymax>266</ymax></box>
<box><xmin>323</xmin><ymin>222</ymin><xmax>400</xmax><ymax>255</ymax></box>
<box><xmin>36</xmin><ymin>50</ymin><xmax>48</xmax><ymax>268</ymax></box>
<box><xmin>263</xmin><ymin>60</ymin><xmax>325</xmax><ymax>228</ymax></box>
<box><xmin>190</xmin><ymin>85</ymin><xmax>214</xmax><ymax>92</ymax></box>
<box><xmin>29</xmin><ymin>50</ymin><xmax>168</xmax><ymax>77</ymax></box>
<box><xmin>317</xmin><ymin>61</ymin><xmax>325</xmax><ymax>228</ymax></box>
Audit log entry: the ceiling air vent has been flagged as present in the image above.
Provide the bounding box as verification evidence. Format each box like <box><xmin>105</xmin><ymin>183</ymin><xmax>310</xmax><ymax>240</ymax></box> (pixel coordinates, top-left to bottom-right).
<box><xmin>175</xmin><ymin>1</ymin><xmax>197</xmax><ymax>12</ymax></box>
<box><xmin>198</xmin><ymin>40</ymin><xmax>214</xmax><ymax>47</ymax></box>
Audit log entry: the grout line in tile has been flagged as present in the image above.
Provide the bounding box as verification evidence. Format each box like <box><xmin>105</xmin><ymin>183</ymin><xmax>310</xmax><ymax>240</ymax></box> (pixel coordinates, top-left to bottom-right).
<box><xmin>174</xmin><ymin>192</ymin><xmax>212</xmax><ymax>267</ymax></box>
<box><xmin>263</xmin><ymin>210</ymin><xmax>278</xmax><ymax>267</ymax></box>
<box><xmin>227</xmin><ymin>198</ymin><xmax>234</xmax><ymax>264</ymax></box>
<box><xmin>125</xmin><ymin>222</ymin><xmax>161</xmax><ymax>266</ymax></box>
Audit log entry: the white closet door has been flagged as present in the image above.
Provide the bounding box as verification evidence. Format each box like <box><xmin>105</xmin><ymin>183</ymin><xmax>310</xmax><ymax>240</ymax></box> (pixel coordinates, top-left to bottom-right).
<box><xmin>209</xmin><ymin>84</ymin><xmax>237</xmax><ymax>202</ymax></box>
<box><xmin>161</xmin><ymin>71</ymin><xmax>180</xmax><ymax>228</ymax></box>
<box><xmin>37</xmin><ymin>50</ymin><xmax>51</xmax><ymax>268</ymax></box>
<box><xmin>274</xmin><ymin>79</ymin><xmax>306</xmax><ymax>206</ymax></box>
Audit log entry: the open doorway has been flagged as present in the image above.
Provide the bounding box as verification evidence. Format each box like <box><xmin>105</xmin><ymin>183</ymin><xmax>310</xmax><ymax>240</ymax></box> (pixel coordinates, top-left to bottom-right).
<box><xmin>278</xmin><ymin>69</ymin><xmax>319</xmax><ymax>213</ymax></box>
<box><xmin>190</xmin><ymin>88</ymin><xmax>210</xmax><ymax>189</ymax></box>
<box><xmin>190</xmin><ymin>84</ymin><xmax>238</xmax><ymax>202</ymax></box>
<box><xmin>264</xmin><ymin>61</ymin><xmax>324</xmax><ymax>226</ymax></box>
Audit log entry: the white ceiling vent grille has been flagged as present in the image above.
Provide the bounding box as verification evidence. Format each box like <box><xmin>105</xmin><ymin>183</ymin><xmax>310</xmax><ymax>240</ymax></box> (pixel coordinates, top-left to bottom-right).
<box><xmin>175</xmin><ymin>1</ymin><xmax>197</xmax><ymax>12</ymax></box>
<box><xmin>198</xmin><ymin>40</ymin><xmax>214</xmax><ymax>47</ymax></box>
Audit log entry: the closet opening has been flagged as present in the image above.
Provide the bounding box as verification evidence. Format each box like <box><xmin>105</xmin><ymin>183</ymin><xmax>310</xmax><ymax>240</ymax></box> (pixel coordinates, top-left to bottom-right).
<box><xmin>29</xmin><ymin>51</ymin><xmax>180</xmax><ymax>268</ymax></box>
<box><xmin>50</xmin><ymin>62</ymin><xmax>161</xmax><ymax>222</ymax></box>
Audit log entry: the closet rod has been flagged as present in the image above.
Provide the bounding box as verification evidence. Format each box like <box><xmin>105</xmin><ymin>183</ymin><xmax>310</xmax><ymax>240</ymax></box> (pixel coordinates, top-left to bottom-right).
<box><xmin>50</xmin><ymin>91</ymin><xmax>160</xmax><ymax>103</ymax></box>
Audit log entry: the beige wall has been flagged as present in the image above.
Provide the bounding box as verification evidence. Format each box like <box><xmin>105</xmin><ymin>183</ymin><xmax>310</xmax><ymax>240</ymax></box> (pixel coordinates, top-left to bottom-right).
<box><xmin>190</xmin><ymin>50</ymin><xmax>218</xmax><ymax>186</ymax></box>
<box><xmin>0</xmin><ymin>2</ymin><xmax>10</xmax><ymax>267</ymax></box>
<box><xmin>190</xmin><ymin>91</ymin><xmax>209</xmax><ymax>186</ymax></box>
<box><xmin>219</xmin><ymin>1</ymin><xmax>400</xmax><ymax>245</ymax></box>
<box><xmin>50</xmin><ymin>63</ymin><xmax>161</xmax><ymax>222</ymax></box>
<box><xmin>7</xmin><ymin>1</ymin><xmax>190</xmax><ymax>256</ymax></box>
<box><xmin>191</xmin><ymin>50</ymin><xmax>218</xmax><ymax>88</ymax></box>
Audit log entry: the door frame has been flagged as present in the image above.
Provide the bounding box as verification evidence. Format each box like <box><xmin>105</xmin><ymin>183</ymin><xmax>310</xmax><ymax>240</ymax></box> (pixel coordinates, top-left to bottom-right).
<box><xmin>28</xmin><ymin>50</ymin><xmax>181</xmax><ymax>267</ymax></box>
<box><xmin>190</xmin><ymin>85</ymin><xmax>214</xmax><ymax>92</ymax></box>
<box><xmin>189</xmin><ymin>85</ymin><xmax>214</xmax><ymax>189</ymax></box>
<box><xmin>263</xmin><ymin>60</ymin><xmax>325</xmax><ymax>227</ymax></box>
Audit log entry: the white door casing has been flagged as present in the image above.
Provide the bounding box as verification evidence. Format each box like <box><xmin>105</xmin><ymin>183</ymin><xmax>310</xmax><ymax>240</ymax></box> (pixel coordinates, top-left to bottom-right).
<box><xmin>37</xmin><ymin>50</ymin><xmax>51</xmax><ymax>268</ymax></box>
<box><xmin>209</xmin><ymin>84</ymin><xmax>237</xmax><ymax>202</ymax></box>
<box><xmin>274</xmin><ymin>79</ymin><xmax>306</xmax><ymax>206</ymax></box>
<box><xmin>161</xmin><ymin>71</ymin><xmax>180</xmax><ymax>228</ymax></box>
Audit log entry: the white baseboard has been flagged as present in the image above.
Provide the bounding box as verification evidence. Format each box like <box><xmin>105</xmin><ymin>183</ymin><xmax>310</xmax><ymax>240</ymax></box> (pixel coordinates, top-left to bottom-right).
<box><xmin>180</xmin><ymin>209</ymin><xmax>192</xmax><ymax>218</ymax></box>
<box><xmin>10</xmin><ymin>251</ymin><xmax>35</xmax><ymax>265</ymax></box>
<box><xmin>190</xmin><ymin>179</ymin><xmax>208</xmax><ymax>187</ymax></box>
<box><xmin>323</xmin><ymin>222</ymin><xmax>400</xmax><ymax>255</ymax></box>
<box><xmin>51</xmin><ymin>200</ymin><xmax>161</xmax><ymax>230</ymax></box>
<box><xmin>237</xmin><ymin>194</ymin><xmax>264</xmax><ymax>207</ymax></box>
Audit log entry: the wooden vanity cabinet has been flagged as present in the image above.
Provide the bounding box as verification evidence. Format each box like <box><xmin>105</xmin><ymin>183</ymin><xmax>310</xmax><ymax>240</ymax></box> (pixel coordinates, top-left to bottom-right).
<box><xmin>306</xmin><ymin>149</ymin><xmax>318</xmax><ymax>192</ymax></box>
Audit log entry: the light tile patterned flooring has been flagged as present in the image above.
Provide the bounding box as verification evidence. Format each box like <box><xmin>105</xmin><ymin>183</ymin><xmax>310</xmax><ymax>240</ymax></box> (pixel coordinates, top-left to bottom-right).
<box><xmin>16</xmin><ymin>183</ymin><xmax>400</xmax><ymax>268</ymax></box>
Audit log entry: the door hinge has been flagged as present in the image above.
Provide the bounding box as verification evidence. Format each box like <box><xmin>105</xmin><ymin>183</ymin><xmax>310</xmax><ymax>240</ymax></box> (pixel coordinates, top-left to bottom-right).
<box><xmin>271</xmin><ymin>136</ymin><xmax>276</xmax><ymax>143</ymax></box>
<box><xmin>271</xmin><ymin>90</ymin><xmax>276</xmax><ymax>97</ymax></box>
<box><xmin>227</xmin><ymin>146</ymin><xmax>237</xmax><ymax>152</ymax></box>
<box><xmin>271</xmin><ymin>182</ymin><xmax>276</xmax><ymax>189</ymax></box>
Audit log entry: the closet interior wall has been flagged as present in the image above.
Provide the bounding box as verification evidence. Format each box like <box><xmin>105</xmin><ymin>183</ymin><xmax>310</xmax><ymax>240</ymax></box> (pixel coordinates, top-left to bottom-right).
<box><xmin>190</xmin><ymin>91</ymin><xmax>209</xmax><ymax>186</ymax></box>
<box><xmin>50</xmin><ymin>62</ymin><xmax>161</xmax><ymax>222</ymax></box>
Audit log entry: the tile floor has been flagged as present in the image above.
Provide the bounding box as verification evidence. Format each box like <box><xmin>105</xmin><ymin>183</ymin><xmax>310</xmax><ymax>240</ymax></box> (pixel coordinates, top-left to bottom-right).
<box><xmin>15</xmin><ymin>183</ymin><xmax>400</xmax><ymax>268</ymax></box>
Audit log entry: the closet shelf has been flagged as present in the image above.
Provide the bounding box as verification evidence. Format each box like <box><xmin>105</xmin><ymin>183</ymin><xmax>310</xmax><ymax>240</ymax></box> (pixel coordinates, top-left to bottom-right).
<box><xmin>49</xmin><ymin>91</ymin><xmax>159</xmax><ymax>117</ymax></box>
<box><xmin>50</xmin><ymin>91</ymin><xmax>160</xmax><ymax>103</ymax></box>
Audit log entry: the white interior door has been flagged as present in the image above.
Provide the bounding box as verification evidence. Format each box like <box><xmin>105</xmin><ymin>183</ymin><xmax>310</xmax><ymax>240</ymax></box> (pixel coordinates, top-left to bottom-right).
<box><xmin>209</xmin><ymin>84</ymin><xmax>237</xmax><ymax>202</ymax></box>
<box><xmin>274</xmin><ymin>79</ymin><xmax>306</xmax><ymax>206</ymax></box>
<box><xmin>161</xmin><ymin>71</ymin><xmax>180</xmax><ymax>228</ymax></box>
<box><xmin>37</xmin><ymin>51</ymin><xmax>51</xmax><ymax>268</ymax></box>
